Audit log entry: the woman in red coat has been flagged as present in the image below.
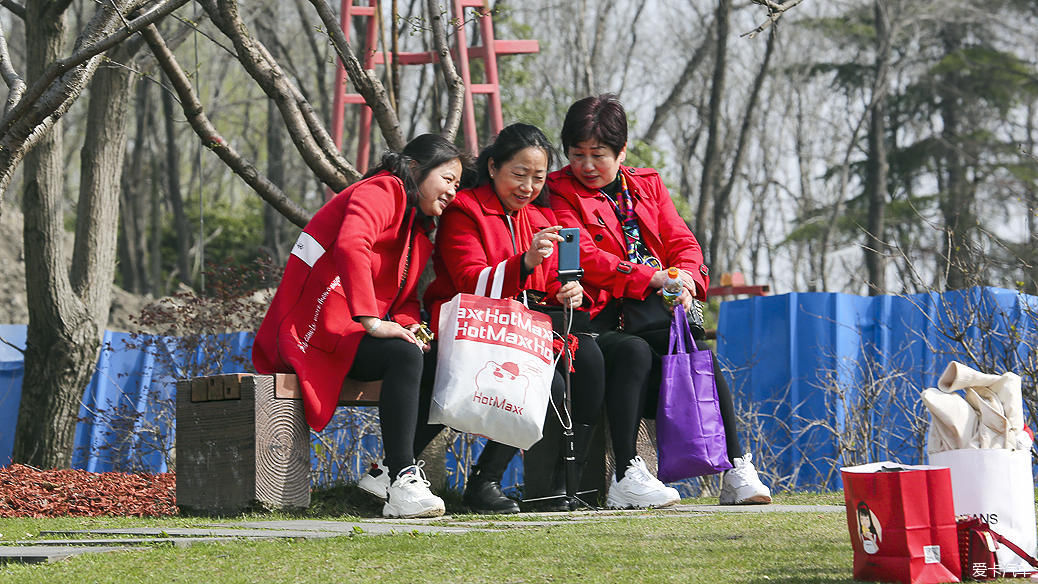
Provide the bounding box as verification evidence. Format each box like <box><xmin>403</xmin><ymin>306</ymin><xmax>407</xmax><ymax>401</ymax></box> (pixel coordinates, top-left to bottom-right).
<box><xmin>548</xmin><ymin>95</ymin><xmax>771</xmax><ymax>508</ymax></box>
<box><xmin>424</xmin><ymin>123</ymin><xmax>605</xmax><ymax>513</ymax></box>
<box><xmin>253</xmin><ymin>134</ymin><xmax>467</xmax><ymax>519</ymax></box>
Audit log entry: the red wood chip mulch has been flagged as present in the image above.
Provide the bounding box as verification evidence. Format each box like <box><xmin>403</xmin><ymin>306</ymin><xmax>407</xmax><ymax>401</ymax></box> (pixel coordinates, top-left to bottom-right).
<box><xmin>0</xmin><ymin>464</ymin><xmax>177</xmax><ymax>518</ymax></box>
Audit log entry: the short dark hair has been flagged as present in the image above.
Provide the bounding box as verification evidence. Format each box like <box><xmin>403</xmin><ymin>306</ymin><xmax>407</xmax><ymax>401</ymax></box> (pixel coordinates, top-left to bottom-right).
<box><xmin>560</xmin><ymin>93</ymin><xmax>628</xmax><ymax>156</ymax></box>
<box><xmin>366</xmin><ymin>134</ymin><xmax>472</xmax><ymax>210</ymax></box>
<box><xmin>475</xmin><ymin>123</ymin><xmax>556</xmax><ymax>207</ymax></box>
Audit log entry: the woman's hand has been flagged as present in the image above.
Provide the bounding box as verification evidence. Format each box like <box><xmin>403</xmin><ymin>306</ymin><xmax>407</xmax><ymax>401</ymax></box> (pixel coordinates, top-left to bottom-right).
<box><xmin>649</xmin><ymin>268</ymin><xmax>698</xmax><ymax>297</ymax></box>
<box><xmin>524</xmin><ymin>226</ymin><xmax>563</xmax><ymax>271</ymax></box>
<box><xmin>359</xmin><ymin>316</ymin><xmax>422</xmax><ymax>347</ymax></box>
<box><xmin>405</xmin><ymin>323</ymin><xmax>432</xmax><ymax>352</ymax></box>
<box><xmin>554</xmin><ymin>281</ymin><xmax>585</xmax><ymax>309</ymax></box>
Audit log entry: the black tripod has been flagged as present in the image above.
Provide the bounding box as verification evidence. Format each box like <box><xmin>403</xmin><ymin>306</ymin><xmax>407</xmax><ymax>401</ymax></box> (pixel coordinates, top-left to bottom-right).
<box><xmin>556</xmin><ymin>265</ymin><xmax>591</xmax><ymax>510</ymax></box>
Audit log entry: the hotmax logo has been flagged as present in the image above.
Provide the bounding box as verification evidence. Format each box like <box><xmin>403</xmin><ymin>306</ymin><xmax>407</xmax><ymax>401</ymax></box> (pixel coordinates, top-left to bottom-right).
<box><xmin>472</xmin><ymin>390</ymin><xmax>524</xmax><ymax>416</ymax></box>
<box><xmin>471</xmin><ymin>361</ymin><xmax>528</xmax><ymax>416</ymax></box>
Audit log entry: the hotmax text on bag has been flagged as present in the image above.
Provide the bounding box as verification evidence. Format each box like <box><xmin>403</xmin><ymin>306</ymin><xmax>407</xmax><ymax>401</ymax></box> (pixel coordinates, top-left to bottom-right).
<box><xmin>455</xmin><ymin>306</ymin><xmax>553</xmax><ymax>362</ymax></box>
<box><xmin>472</xmin><ymin>390</ymin><xmax>524</xmax><ymax>415</ymax></box>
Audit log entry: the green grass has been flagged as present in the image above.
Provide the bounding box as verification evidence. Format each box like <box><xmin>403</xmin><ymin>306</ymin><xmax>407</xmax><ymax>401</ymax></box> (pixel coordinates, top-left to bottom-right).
<box><xmin>1</xmin><ymin>515</ymin><xmax>853</xmax><ymax>583</ymax></box>
<box><xmin>0</xmin><ymin>492</ymin><xmax>955</xmax><ymax>583</ymax></box>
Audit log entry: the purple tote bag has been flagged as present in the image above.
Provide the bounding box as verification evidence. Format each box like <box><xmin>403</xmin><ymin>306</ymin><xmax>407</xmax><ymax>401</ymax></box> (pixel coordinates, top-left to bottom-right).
<box><xmin>656</xmin><ymin>307</ymin><xmax>733</xmax><ymax>483</ymax></box>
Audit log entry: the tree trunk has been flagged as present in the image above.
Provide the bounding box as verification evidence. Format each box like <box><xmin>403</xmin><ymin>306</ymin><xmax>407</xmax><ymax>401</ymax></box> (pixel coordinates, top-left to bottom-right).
<box><xmin>696</xmin><ymin>0</ymin><xmax>729</xmax><ymax>257</ymax></box>
<box><xmin>15</xmin><ymin>3</ymin><xmax>137</xmax><ymax>468</ymax></box>
<box><xmin>264</xmin><ymin>90</ymin><xmax>286</xmax><ymax>264</ymax></box>
<box><xmin>710</xmin><ymin>26</ymin><xmax>775</xmax><ymax>268</ymax></box>
<box><xmin>1027</xmin><ymin>101</ymin><xmax>1038</xmax><ymax>294</ymax></box>
<box><xmin>162</xmin><ymin>76</ymin><xmax>192</xmax><ymax>285</ymax></box>
<box><xmin>118</xmin><ymin>78</ymin><xmax>151</xmax><ymax>294</ymax></box>
<box><xmin>72</xmin><ymin>43</ymin><xmax>135</xmax><ymax>323</ymax></box>
<box><xmin>14</xmin><ymin>2</ymin><xmax>95</xmax><ymax>468</ymax></box>
<box><xmin>938</xmin><ymin>25</ymin><xmax>972</xmax><ymax>291</ymax></box>
<box><xmin>863</xmin><ymin>0</ymin><xmax>891</xmax><ymax>295</ymax></box>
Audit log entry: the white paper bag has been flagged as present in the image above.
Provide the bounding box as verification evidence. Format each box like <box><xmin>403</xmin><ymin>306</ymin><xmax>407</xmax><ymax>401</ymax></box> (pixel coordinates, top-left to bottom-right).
<box><xmin>929</xmin><ymin>448</ymin><xmax>1037</xmax><ymax>573</ymax></box>
<box><xmin>429</xmin><ymin>284</ymin><xmax>555</xmax><ymax>450</ymax></box>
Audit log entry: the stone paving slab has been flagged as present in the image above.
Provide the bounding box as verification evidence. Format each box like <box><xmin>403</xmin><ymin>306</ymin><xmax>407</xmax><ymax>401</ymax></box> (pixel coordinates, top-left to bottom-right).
<box><xmin>41</xmin><ymin>527</ymin><xmax>349</xmax><ymax>539</ymax></box>
<box><xmin>4</xmin><ymin>504</ymin><xmax>846</xmax><ymax>565</ymax></box>
<box><xmin>210</xmin><ymin>520</ymin><xmax>478</xmax><ymax>535</ymax></box>
<box><xmin>15</xmin><ymin>537</ymin><xmax>239</xmax><ymax>548</ymax></box>
<box><xmin>0</xmin><ymin>546</ymin><xmax>130</xmax><ymax>564</ymax></box>
<box><xmin>674</xmin><ymin>504</ymin><xmax>845</xmax><ymax>513</ymax></box>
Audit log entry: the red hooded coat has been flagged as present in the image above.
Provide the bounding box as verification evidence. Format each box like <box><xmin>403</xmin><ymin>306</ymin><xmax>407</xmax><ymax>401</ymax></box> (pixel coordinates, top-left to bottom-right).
<box><xmin>252</xmin><ymin>172</ymin><xmax>430</xmax><ymax>431</ymax></box>
<box><xmin>423</xmin><ymin>183</ymin><xmax>565</xmax><ymax>330</ymax></box>
<box><xmin>547</xmin><ymin>165</ymin><xmax>709</xmax><ymax>319</ymax></box>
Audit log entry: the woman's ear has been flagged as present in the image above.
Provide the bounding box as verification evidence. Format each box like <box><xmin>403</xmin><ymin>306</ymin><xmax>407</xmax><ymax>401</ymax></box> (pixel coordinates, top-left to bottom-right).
<box><xmin>488</xmin><ymin>158</ymin><xmax>496</xmax><ymax>179</ymax></box>
<box><xmin>618</xmin><ymin>144</ymin><xmax>628</xmax><ymax>165</ymax></box>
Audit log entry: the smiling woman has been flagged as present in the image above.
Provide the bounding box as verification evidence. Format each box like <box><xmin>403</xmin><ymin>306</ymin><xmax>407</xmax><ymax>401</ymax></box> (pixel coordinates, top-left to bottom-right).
<box><xmin>252</xmin><ymin>134</ymin><xmax>472</xmax><ymax>520</ymax></box>
<box><xmin>423</xmin><ymin>123</ymin><xmax>605</xmax><ymax>514</ymax></box>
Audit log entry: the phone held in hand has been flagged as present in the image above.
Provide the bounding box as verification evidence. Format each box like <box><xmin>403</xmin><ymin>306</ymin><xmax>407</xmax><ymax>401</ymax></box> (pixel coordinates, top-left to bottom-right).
<box><xmin>557</xmin><ymin>227</ymin><xmax>583</xmax><ymax>282</ymax></box>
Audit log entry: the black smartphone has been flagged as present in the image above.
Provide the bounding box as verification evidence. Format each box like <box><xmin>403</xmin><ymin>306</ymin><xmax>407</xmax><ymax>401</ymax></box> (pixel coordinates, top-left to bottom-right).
<box><xmin>557</xmin><ymin>228</ymin><xmax>581</xmax><ymax>281</ymax></box>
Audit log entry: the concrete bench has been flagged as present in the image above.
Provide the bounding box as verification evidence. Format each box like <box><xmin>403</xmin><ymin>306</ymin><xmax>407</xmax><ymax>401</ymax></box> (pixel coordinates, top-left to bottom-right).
<box><xmin>175</xmin><ymin>374</ymin><xmax>380</xmax><ymax>515</ymax></box>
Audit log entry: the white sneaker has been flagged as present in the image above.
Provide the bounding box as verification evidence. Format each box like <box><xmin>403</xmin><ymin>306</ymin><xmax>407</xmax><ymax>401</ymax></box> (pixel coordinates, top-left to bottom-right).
<box><xmin>606</xmin><ymin>456</ymin><xmax>681</xmax><ymax>509</ymax></box>
<box><xmin>719</xmin><ymin>453</ymin><xmax>772</xmax><ymax>505</ymax></box>
<box><xmin>382</xmin><ymin>461</ymin><xmax>445</xmax><ymax>518</ymax></box>
<box><xmin>358</xmin><ymin>460</ymin><xmax>390</xmax><ymax>500</ymax></box>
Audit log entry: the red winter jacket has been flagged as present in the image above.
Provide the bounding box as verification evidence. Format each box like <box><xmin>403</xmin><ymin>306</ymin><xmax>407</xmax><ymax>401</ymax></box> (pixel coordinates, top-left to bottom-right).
<box><xmin>547</xmin><ymin>165</ymin><xmax>709</xmax><ymax>319</ymax></box>
<box><xmin>423</xmin><ymin>183</ymin><xmax>566</xmax><ymax>331</ymax></box>
<box><xmin>252</xmin><ymin>172</ymin><xmax>431</xmax><ymax>431</ymax></box>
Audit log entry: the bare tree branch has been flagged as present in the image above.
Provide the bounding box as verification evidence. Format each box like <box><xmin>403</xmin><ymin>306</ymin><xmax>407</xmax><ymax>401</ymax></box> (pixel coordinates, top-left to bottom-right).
<box><xmin>643</xmin><ymin>24</ymin><xmax>713</xmax><ymax>145</ymax></box>
<box><xmin>141</xmin><ymin>24</ymin><xmax>312</xmax><ymax>229</ymax></box>
<box><xmin>1022</xmin><ymin>145</ymin><xmax>1038</xmax><ymax>163</ymax></box>
<box><xmin>426</xmin><ymin>0</ymin><xmax>464</xmax><ymax>140</ymax></box>
<box><xmin>307</xmin><ymin>0</ymin><xmax>405</xmax><ymax>150</ymax></box>
<box><xmin>0</xmin><ymin>0</ymin><xmax>188</xmax><ymax>200</ymax></box>
<box><xmin>0</xmin><ymin>19</ymin><xmax>25</xmax><ymax>117</ymax></box>
<box><xmin>1</xmin><ymin>0</ymin><xmax>25</xmax><ymax>20</ymax></box>
<box><xmin>741</xmin><ymin>0</ymin><xmax>805</xmax><ymax>39</ymax></box>
<box><xmin>200</xmin><ymin>0</ymin><xmax>361</xmax><ymax>189</ymax></box>
<box><xmin>0</xmin><ymin>0</ymin><xmax>190</xmax><ymax>138</ymax></box>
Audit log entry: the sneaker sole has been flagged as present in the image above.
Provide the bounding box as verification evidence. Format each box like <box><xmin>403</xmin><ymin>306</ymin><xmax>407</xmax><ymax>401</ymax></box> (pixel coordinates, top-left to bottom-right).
<box><xmin>720</xmin><ymin>494</ymin><xmax>772</xmax><ymax>505</ymax></box>
<box><xmin>383</xmin><ymin>505</ymin><xmax>445</xmax><ymax>519</ymax></box>
<box><xmin>606</xmin><ymin>498</ymin><xmax>679</xmax><ymax>510</ymax></box>
<box><xmin>358</xmin><ymin>482</ymin><xmax>388</xmax><ymax>500</ymax></box>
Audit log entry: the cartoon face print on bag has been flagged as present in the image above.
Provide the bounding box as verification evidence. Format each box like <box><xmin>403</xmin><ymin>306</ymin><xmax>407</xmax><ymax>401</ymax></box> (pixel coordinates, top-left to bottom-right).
<box><xmin>857</xmin><ymin>501</ymin><xmax>882</xmax><ymax>554</ymax></box>
<box><xmin>474</xmin><ymin>361</ymin><xmax>529</xmax><ymax>406</ymax></box>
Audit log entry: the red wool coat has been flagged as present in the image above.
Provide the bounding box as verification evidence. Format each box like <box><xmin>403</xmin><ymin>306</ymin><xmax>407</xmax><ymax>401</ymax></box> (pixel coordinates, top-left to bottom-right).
<box><xmin>547</xmin><ymin>165</ymin><xmax>709</xmax><ymax>319</ymax></box>
<box><xmin>252</xmin><ymin>172</ymin><xmax>430</xmax><ymax>431</ymax></box>
<box><xmin>423</xmin><ymin>183</ymin><xmax>565</xmax><ymax>331</ymax></box>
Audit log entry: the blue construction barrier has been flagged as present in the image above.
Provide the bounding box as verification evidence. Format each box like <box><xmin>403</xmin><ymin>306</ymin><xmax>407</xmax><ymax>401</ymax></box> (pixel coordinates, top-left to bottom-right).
<box><xmin>717</xmin><ymin>286</ymin><xmax>1038</xmax><ymax>490</ymax></box>
<box><xmin>2</xmin><ymin>286</ymin><xmax>1034</xmax><ymax>493</ymax></box>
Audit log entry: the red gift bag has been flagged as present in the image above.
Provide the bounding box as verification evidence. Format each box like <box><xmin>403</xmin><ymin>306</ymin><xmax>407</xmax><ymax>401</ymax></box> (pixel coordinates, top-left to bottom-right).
<box><xmin>842</xmin><ymin>462</ymin><xmax>962</xmax><ymax>584</ymax></box>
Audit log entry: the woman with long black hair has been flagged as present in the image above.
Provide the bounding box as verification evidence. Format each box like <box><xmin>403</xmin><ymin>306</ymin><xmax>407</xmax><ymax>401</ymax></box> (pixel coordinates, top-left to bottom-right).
<box><xmin>424</xmin><ymin>123</ymin><xmax>605</xmax><ymax>513</ymax></box>
<box><xmin>253</xmin><ymin>134</ymin><xmax>469</xmax><ymax>518</ymax></box>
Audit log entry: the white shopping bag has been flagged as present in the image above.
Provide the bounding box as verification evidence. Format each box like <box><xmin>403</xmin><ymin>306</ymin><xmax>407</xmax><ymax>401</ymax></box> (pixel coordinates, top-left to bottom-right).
<box><xmin>430</xmin><ymin>262</ymin><xmax>556</xmax><ymax>450</ymax></box>
<box><xmin>929</xmin><ymin>448</ymin><xmax>1038</xmax><ymax>573</ymax></box>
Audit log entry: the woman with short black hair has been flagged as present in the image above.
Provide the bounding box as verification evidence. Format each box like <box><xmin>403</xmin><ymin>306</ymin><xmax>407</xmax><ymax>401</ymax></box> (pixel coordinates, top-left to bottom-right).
<box><xmin>548</xmin><ymin>95</ymin><xmax>771</xmax><ymax>508</ymax></box>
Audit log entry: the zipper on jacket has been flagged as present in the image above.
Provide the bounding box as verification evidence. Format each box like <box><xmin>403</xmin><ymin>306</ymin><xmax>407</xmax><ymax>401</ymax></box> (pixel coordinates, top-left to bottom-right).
<box><xmin>384</xmin><ymin>210</ymin><xmax>416</xmax><ymax>320</ymax></box>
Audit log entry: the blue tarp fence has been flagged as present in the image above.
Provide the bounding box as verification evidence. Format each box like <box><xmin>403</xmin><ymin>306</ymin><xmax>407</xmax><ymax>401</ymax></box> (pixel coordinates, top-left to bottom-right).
<box><xmin>717</xmin><ymin>286</ymin><xmax>1038</xmax><ymax>490</ymax></box>
<box><xmin>2</xmin><ymin>286</ymin><xmax>1035</xmax><ymax>492</ymax></box>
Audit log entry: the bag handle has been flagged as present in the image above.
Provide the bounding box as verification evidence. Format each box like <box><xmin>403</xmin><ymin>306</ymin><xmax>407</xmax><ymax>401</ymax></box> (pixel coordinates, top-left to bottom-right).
<box><xmin>668</xmin><ymin>305</ymin><xmax>694</xmax><ymax>355</ymax></box>
<box><xmin>990</xmin><ymin>528</ymin><xmax>1038</xmax><ymax>571</ymax></box>
<box><xmin>474</xmin><ymin>260</ymin><xmax>508</xmax><ymax>299</ymax></box>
